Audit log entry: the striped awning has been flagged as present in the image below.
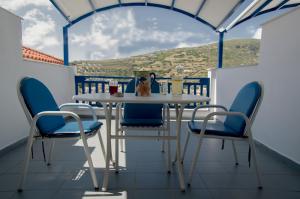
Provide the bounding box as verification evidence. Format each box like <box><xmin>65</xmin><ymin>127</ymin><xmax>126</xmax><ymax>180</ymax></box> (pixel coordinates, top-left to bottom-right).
<box><xmin>49</xmin><ymin>0</ymin><xmax>300</xmax><ymax>31</ymax></box>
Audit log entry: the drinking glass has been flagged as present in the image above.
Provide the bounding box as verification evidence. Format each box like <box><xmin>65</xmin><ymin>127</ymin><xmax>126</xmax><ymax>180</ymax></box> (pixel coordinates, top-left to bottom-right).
<box><xmin>109</xmin><ymin>80</ymin><xmax>118</xmax><ymax>95</ymax></box>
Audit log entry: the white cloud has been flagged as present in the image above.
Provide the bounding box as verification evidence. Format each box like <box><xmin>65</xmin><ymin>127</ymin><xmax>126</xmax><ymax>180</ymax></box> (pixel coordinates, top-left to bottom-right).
<box><xmin>22</xmin><ymin>9</ymin><xmax>59</xmax><ymax>50</ymax></box>
<box><xmin>0</xmin><ymin>0</ymin><xmax>51</xmax><ymax>11</ymax></box>
<box><xmin>176</xmin><ymin>42</ymin><xmax>199</xmax><ymax>48</ymax></box>
<box><xmin>253</xmin><ymin>28</ymin><xmax>262</xmax><ymax>39</ymax></box>
<box><xmin>70</xmin><ymin>9</ymin><xmax>207</xmax><ymax>59</ymax></box>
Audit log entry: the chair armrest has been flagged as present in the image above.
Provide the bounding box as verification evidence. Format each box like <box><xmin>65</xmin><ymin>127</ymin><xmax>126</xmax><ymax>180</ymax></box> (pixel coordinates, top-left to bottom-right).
<box><xmin>191</xmin><ymin>105</ymin><xmax>228</xmax><ymax>121</ymax></box>
<box><xmin>199</xmin><ymin>111</ymin><xmax>251</xmax><ymax>136</ymax></box>
<box><xmin>59</xmin><ymin>103</ymin><xmax>97</xmax><ymax>121</ymax></box>
<box><xmin>31</xmin><ymin>111</ymin><xmax>86</xmax><ymax>137</ymax></box>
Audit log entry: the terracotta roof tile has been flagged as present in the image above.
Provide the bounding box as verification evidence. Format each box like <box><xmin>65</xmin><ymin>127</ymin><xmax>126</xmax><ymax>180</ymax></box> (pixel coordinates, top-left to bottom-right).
<box><xmin>22</xmin><ymin>46</ymin><xmax>64</xmax><ymax>65</ymax></box>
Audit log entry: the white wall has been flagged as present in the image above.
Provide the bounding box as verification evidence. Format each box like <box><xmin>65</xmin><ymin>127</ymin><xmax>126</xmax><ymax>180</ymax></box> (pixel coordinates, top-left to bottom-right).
<box><xmin>0</xmin><ymin>8</ymin><xmax>74</xmax><ymax>150</ymax></box>
<box><xmin>211</xmin><ymin>7</ymin><xmax>300</xmax><ymax>164</ymax></box>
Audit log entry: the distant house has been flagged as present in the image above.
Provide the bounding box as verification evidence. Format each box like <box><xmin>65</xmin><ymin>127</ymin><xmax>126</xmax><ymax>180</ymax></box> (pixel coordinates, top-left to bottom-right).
<box><xmin>22</xmin><ymin>46</ymin><xmax>63</xmax><ymax>65</ymax></box>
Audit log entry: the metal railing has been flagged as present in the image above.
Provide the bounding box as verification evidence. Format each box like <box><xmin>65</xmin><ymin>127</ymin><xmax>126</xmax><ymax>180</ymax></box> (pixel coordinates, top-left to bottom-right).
<box><xmin>75</xmin><ymin>76</ymin><xmax>210</xmax><ymax>108</ymax></box>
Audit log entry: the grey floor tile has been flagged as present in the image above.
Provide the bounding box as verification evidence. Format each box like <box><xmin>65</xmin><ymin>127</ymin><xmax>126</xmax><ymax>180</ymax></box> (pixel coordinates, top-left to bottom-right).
<box><xmin>262</xmin><ymin>174</ymin><xmax>300</xmax><ymax>191</ymax></box>
<box><xmin>11</xmin><ymin>190</ymin><xmax>57</xmax><ymax>199</ymax></box>
<box><xmin>0</xmin><ymin>191</ymin><xmax>15</xmax><ymax>199</ymax></box>
<box><xmin>23</xmin><ymin>173</ymin><xmax>71</xmax><ymax>191</ymax></box>
<box><xmin>134</xmin><ymin>189</ymin><xmax>173</xmax><ymax>199</ymax></box>
<box><xmin>201</xmin><ymin>173</ymin><xmax>259</xmax><ymax>189</ymax></box>
<box><xmin>53</xmin><ymin>190</ymin><xmax>131</xmax><ymax>199</ymax></box>
<box><xmin>0</xmin><ymin>174</ymin><xmax>20</xmax><ymax>191</ymax></box>
<box><xmin>210</xmin><ymin>189</ymin><xmax>300</xmax><ymax>199</ymax></box>
<box><xmin>174</xmin><ymin>189</ymin><xmax>213</xmax><ymax>199</ymax></box>
<box><xmin>136</xmin><ymin>173</ymin><xmax>171</xmax><ymax>189</ymax></box>
<box><xmin>61</xmin><ymin>169</ymin><xmax>101</xmax><ymax>190</ymax></box>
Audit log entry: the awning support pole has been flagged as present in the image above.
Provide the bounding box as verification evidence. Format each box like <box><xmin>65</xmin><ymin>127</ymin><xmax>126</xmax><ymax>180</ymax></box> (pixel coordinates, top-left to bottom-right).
<box><xmin>217</xmin><ymin>31</ymin><xmax>224</xmax><ymax>68</ymax></box>
<box><xmin>63</xmin><ymin>26</ymin><xmax>69</xmax><ymax>66</ymax></box>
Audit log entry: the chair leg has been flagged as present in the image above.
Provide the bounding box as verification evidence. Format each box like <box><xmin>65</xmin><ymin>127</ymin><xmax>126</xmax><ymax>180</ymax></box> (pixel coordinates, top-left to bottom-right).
<box><xmin>181</xmin><ymin>131</ymin><xmax>191</xmax><ymax>164</ymax></box>
<box><xmin>120</xmin><ymin>131</ymin><xmax>124</xmax><ymax>152</ymax></box>
<box><xmin>97</xmin><ymin>130</ymin><xmax>106</xmax><ymax>161</ymax></box>
<box><xmin>115</xmin><ymin>136</ymin><xmax>119</xmax><ymax>173</ymax></box>
<box><xmin>161</xmin><ymin>130</ymin><xmax>165</xmax><ymax>153</ymax></box>
<box><xmin>232</xmin><ymin>140</ymin><xmax>239</xmax><ymax>166</ymax></box>
<box><xmin>248</xmin><ymin>133</ymin><xmax>263</xmax><ymax>189</ymax></box>
<box><xmin>187</xmin><ymin>136</ymin><xmax>203</xmax><ymax>186</ymax></box>
<box><xmin>166</xmin><ymin>129</ymin><xmax>171</xmax><ymax>174</ymax></box>
<box><xmin>18</xmin><ymin>128</ymin><xmax>35</xmax><ymax>192</ymax></box>
<box><xmin>81</xmin><ymin>136</ymin><xmax>99</xmax><ymax>190</ymax></box>
<box><xmin>47</xmin><ymin>140</ymin><xmax>55</xmax><ymax>166</ymax></box>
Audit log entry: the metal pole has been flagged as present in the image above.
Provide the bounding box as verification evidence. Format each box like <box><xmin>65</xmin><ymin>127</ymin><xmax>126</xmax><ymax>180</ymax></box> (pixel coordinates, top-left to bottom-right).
<box><xmin>63</xmin><ymin>26</ymin><xmax>69</xmax><ymax>66</ymax></box>
<box><xmin>217</xmin><ymin>31</ymin><xmax>224</xmax><ymax>68</ymax></box>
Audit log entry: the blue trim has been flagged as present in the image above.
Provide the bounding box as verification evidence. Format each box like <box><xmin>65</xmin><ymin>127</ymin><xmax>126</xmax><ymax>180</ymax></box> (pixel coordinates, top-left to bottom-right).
<box><xmin>49</xmin><ymin>0</ymin><xmax>70</xmax><ymax>22</ymax></box>
<box><xmin>252</xmin><ymin>0</ymin><xmax>273</xmax><ymax>17</ymax></box>
<box><xmin>232</xmin><ymin>2</ymin><xmax>300</xmax><ymax>29</ymax></box>
<box><xmin>276</xmin><ymin>0</ymin><xmax>290</xmax><ymax>10</ymax></box>
<box><xmin>216</xmin><ymin>0</ymin><xmax>245</xmax><ymax>30</ymax></box>
<box><xmin>217</xmin><ymin>32</ymin><xmax>224</xmax><ymax>68</ymax></box>
<box><xmin>118</xmin><ymin>0</ymin><xmax>122</xmax><ymax>6</ymax></box>
<box><xmin>194</xmin><ymin>0</ymin><xmax>207</xmax><ymax>17</ymax></box>
<box><xmin>63</xmin><ymin>27</ymin><xmax>69</xmax><ymax>66</ymax></box>
<box><xmin>88</xmin><ymin>0</ymin><xmax>96</xmax><ymax>12</ymax></box>
<box><xmin>171</xmin><ymin>0</ymin><xmax>176</xmax><ymax>9</ymax></box>
<box><xmin>63</xmin><ymin>3</ymin><xmax>216</xmax><ymax>30</ymax></box>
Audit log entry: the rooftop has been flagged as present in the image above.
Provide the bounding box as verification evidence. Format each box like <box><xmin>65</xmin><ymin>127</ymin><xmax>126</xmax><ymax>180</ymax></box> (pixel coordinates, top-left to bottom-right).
<box><xmin>22</xmin><ymin>46</ymin><xmax>63</xmax><ymax>65</ymax></box>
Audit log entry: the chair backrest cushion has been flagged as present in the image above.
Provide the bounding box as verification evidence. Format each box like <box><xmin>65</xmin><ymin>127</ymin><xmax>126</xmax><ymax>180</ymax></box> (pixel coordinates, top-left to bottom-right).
<box><xmin>20</xmin><ymin>77</ymin><xmax>65</xmax><ymax>134</ymax></box>
<box><xmin>224</xmin><ymin>82</ymin><xmax>261</xmax><ymax>134</ymax></box>
<box><xmin>124</xmin><ymin>79</ymin><xmax>163</xmax><ymax>119</ymax></box>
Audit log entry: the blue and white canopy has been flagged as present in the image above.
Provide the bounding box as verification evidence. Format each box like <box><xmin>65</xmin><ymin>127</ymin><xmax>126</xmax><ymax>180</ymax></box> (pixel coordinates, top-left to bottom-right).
<box><xmin>50</xmin><ymin>0</ymin><xmax>300</xmax><ymax>31</ymax></box>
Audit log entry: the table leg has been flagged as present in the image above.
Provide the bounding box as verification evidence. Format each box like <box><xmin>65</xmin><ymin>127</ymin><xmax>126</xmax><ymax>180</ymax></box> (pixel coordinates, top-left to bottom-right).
<box><xmin>173</xmin><ymin>104</ymin><xmax>179</xmax><ymax>163</ymax></box>
<box><xmin>176</xmin><ymin>104</ymin><xmax>186</xmax><ymax>192</ymax></box>
<box><xmin>102</xmin><ymin>103</ymin><xmax>112</xmax><ymax>191</ymax></box>
<box><xmin>115</xmin><ymin>103</ymin><xmax>120</xmax><ymax>173</ymax></box>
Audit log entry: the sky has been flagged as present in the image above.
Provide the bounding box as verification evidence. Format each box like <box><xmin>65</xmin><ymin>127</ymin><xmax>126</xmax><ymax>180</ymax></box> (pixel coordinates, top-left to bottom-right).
<box><xmin>0</xmin><ymin>0</ymin><xmax>289</xmax><ymax>61</ymax></box>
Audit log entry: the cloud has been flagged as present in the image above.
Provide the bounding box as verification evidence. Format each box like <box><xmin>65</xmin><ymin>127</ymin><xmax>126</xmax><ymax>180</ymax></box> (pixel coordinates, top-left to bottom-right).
<box><xmin>0</xmin><ymin>0</ymin><xmax>51</xmax><ymax>11</ymax></box>
<box><xmin>70</xmin><ymin>9</ymin><xmax>208</xmax><ymax>59</ymax></box>
<box><xmin>22</xmin><ymin>9</ymin><xmax>59</xmax><ymax>50</ymax></box>
<box><xmin>176</xmin><ymin>42</ymin><xmax>199</xmax><ymax>48</ymax></box>
<box><xmin>253</xmin><ymin>28</ymin><xmax>262</xmax><ymax>39</ymax></box>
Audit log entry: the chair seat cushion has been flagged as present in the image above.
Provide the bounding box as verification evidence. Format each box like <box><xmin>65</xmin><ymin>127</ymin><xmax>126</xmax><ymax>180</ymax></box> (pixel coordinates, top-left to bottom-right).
<box><xmin>44</xmin><ymin>120</ymin><xmax>102</xmax><ymax>138</ymax></box>
<box><xmin>188</xmin><ymin>120</ymin><xmax>245</xmax><ymax>137</ymax></box>
<box><xmin>121</xmin><ymin>118</ymin><xmax>163</xmax><ymax>127</ymax></box>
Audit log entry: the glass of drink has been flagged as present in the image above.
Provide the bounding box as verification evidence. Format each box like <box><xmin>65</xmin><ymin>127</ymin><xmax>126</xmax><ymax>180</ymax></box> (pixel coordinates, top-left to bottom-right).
<box><xmin>160</xmin><ymin>81</ymin><xmax>168</xmax><ymax>95</ymax></box>
<box><xmin>171</xmin><ymin>77</ymin><xmax>183</xmax><ymax>95</ymax></box>
<box><xmin>109</xmin><ymin>80</ymin><xmax>118</xmax><ymax>95</ymax></box>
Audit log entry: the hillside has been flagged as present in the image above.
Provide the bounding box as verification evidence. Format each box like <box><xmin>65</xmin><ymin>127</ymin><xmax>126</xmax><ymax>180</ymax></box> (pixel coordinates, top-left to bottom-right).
<box><xmin>72</xmin><ymin>39</ymin><xmax>260</xmax><ymax>77</ymax></box>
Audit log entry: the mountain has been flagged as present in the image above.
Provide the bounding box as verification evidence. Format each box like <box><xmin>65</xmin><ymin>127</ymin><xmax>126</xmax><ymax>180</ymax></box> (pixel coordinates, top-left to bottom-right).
<box><xmin>72</xmin><ymin>39</ymin><xmax>260</xmax><ymax>77</ymax></box>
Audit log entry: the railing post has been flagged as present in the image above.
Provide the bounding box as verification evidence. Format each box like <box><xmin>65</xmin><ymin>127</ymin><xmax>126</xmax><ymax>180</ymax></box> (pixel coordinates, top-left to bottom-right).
<box><xmin>217</xmin><ymin>31</ymin><xmax>224</xmax><ymax>68</ymax></box>
<box><xmin>63</xmin><ymin>26</ymin><xmax>69</xmax><ymax>66</ymax></box>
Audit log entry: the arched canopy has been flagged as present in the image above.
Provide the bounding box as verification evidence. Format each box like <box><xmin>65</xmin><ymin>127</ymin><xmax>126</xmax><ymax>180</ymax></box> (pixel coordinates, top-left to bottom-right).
<box><xmin>50</xmin><ymin>0</ymin><xmax>245</xmax><ymax>31</ymax></box>
<box><xmin>49</xmin><ymin>0</ymin><xmax>300</xmax><ymax>67</ymax></box>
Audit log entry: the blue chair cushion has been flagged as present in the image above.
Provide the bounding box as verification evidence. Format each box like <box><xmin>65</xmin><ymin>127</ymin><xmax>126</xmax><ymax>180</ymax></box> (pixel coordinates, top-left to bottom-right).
<box><xmin>188</xmin><ymin>120</ymin><xmax>245</xmax><ymax>137</ymax></box>
<box><xmin>224</xmin><ymin>82</ymin><xmax>261</xmax><ymax>134</ymax></box>
<box><xmin>20</xmin><ymin>77</ymin><xmax>65</xmax><ymax>134</ymax></box>
<box><xmin>44</xmin><ymin>120</ymin><xmax>102</xmax><ymax>138</ymax></box>
<box><xmin>121</xmin><ymin>118</ymin><xmax>163</xmax><ymax>127</ymax></box>
<box><xmin>124</xmin><ymin>79</ymin><xmax>163</xmax><ymax>121</ymax></box>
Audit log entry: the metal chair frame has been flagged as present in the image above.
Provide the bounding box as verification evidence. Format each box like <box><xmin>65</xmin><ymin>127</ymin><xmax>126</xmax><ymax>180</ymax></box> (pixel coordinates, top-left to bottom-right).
<box><xmin>114</xmin><ymin>103</ymin><xmax>172</xmax><ymax>173</ymax></box>
<box><xmin>183</xmin><ymin>81</ymin><xmax>264</xmax><ymax>189</ymax></box>
<box><xmin>16</xmin><ymin>78</ymin><xmax>106</xmax><ymax>191</ymax></box>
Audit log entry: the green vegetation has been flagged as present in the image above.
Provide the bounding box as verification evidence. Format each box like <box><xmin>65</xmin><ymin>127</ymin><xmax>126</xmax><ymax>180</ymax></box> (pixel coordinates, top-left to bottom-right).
<box><xmin>72</xmin><ymin>39</ymin><xmax>260</xmax><ymax>77</ymax></box>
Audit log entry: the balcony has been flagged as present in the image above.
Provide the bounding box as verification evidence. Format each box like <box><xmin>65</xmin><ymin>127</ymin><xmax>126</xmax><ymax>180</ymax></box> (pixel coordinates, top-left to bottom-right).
<box><xmin>1</xmin><ymin>3</ymin><xmax>300</xmax><ymax>199</ymax></box>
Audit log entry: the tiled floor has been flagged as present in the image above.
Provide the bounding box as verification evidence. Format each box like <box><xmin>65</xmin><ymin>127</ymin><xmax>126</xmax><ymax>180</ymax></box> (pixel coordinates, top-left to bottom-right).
<box><xmin>0</xmin><ymin>120</ymin><xmax>299</xmax><ymax>199</ymax></box>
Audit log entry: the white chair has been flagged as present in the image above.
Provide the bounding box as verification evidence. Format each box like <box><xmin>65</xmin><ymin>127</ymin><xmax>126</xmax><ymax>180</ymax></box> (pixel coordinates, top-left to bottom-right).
<box><xmin>183</xmin><ymin>81</ymin><xmax>264</xmax><ymax>189</ymax></box>
<box><xmin>114</xmin><ymin>79</ymin><xmax>172</xmax><ymax>173</ymax></box>
<box><xmin>17</xmin><ymin>77</ymin><xmax>106</xmax><ymax>191</ymax></box>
